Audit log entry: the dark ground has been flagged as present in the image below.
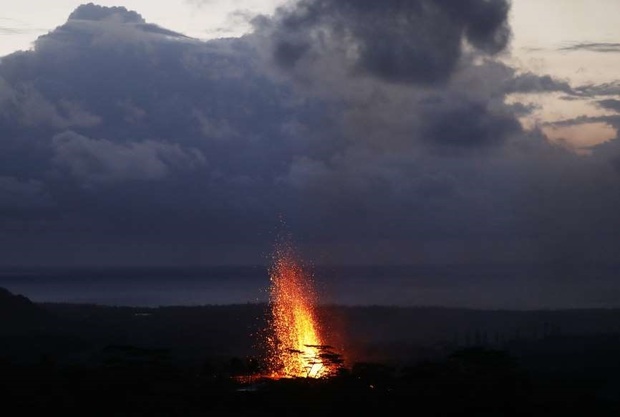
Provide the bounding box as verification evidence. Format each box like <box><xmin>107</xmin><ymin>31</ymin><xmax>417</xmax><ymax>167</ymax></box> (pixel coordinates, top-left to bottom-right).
<box><xmin>1</xmin><ymin>287</ymin><xmax>620</xmax><ymax>416</ymax></box>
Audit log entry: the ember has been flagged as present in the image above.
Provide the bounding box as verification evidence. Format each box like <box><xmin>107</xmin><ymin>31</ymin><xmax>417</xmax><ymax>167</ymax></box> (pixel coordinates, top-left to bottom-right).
<box><xmin>264</xmin><ymin>241</ymin><xmax>343</xmax><ymax>378</ymax></box>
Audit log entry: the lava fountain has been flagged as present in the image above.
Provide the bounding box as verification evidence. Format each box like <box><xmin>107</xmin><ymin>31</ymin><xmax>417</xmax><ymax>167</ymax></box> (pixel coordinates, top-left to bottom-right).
<box><xmin>264</xmin><ymin>242</ymin><xmax>342</xmax><ymax>379</ymax></box>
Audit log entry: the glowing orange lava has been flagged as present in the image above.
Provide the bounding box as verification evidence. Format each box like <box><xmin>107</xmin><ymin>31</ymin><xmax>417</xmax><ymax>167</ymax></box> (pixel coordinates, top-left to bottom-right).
<box><xmin>264</xmin><ymin>243</ymin><xmax>340</xmax><ymax>379</ymax></box>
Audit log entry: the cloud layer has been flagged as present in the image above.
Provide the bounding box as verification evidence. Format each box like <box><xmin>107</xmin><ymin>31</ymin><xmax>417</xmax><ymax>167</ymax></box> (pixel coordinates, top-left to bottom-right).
<box><xmin>0</xmin><ymin>2</ymin><xmax>620</xmax><ymax>277</ymax></box>
<box><xmin>254</xmin><ymin>0</ymin><xmax>511</xmax><ymax>85</ymax></box>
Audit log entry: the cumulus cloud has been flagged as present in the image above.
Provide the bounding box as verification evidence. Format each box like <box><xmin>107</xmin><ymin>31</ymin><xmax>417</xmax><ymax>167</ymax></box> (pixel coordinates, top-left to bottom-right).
<box><xmin>248</xmin><ymin>3</ymin><xmax>525</xmax><ymax>153</ymax></box>
<box><xmin>253</xmin><ymin>0</ymin><xmax>511</xmax><ymax>85</ymax></box>
<box><xmin>51</xmin><ymin>131</ymin><xmax>206</xmax><ymax>185</ymax></box>
<box><xmin>0</xmin><ymin>2</ymin><xmax>619</xmax><ymax>276</ymax></box>
<box><xmin>420</xmin><ymin>97</ymin><xmax>520</xmax><ymax>148</ymax></box>
<box><xmin>66</xmin><ymin>3</ymin><xmax>191</xmax><ymax>39</ymax></box>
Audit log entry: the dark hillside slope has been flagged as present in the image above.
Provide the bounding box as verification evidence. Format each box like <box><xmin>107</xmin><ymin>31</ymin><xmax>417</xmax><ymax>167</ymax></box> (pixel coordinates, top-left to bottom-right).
<box><xmin>0</xmin><ymin>287</ymin><xmax>49</xmax><ymax>331</ymax></box>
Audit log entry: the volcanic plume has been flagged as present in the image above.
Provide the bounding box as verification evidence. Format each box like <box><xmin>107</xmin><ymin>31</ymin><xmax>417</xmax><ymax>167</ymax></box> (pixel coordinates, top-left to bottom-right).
<box><xmin>263</xmin><ymin>241</ymin><xmax>343</xmax><ymax>378</ymax></box>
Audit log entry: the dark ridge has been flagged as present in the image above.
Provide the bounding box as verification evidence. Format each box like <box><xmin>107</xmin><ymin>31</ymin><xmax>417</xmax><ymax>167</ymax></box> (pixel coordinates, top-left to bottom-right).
<box><xmin>0</xmin><ymin>286</ymin><xmax>49</xmax><ymax>329</ymax></box>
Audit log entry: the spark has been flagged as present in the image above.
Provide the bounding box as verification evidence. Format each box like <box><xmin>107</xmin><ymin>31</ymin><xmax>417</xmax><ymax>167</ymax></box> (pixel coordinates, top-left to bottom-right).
<box><xmin>264</xmin><ymin>241</ymin><xmax>340</xmax><ymax>378</ymax></box>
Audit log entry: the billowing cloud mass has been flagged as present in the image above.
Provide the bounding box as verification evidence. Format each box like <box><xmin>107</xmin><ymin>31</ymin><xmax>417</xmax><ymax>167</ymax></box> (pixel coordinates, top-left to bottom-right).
<box><xmin>51</xmin><ymin>131</ymin><xmax>206</xmax><ymax>185</ymax></box>
<box><xmin>1</xmin><ymin>0</ymin><xmax>620</xmax><ymax>301</ymax></box>
<box><xmin>254</xmin><ymin>0</ymin><xmax>511</xmax><ymax>85</ymax></box>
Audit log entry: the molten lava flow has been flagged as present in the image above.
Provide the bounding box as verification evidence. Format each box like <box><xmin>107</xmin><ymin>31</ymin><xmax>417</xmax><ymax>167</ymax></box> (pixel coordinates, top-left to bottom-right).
<box><xmin>265</xmin><ymin>244</ymin><xmax>339</xmax><ymax>379</ymax></box>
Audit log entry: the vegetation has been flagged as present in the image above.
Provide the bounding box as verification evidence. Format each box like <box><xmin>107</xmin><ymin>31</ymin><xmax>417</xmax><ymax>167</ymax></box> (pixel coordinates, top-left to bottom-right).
<box><xmin>1</xmin><ymin>288</ymin><xmax>619</xmax><ymax>415</ymax></box>
<box><xmin>1</xmin><ymin>346</ymin><xmax>618</xmax><ymax>416</ymax></box>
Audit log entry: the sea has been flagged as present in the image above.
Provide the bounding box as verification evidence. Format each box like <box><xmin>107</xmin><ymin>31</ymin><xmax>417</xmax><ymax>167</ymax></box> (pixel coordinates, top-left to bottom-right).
<box><xmin>1</xmin><ymin>264</ymin><xmax>620</xmax><ymax>310</ymax></box>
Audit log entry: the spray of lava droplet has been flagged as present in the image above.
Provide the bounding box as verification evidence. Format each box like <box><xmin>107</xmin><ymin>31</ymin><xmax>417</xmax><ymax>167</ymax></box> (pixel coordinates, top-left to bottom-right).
<box><xmin>264</xmin><ymin>242</ymin><xmax>339</xmax><ymax>379</ymax></box>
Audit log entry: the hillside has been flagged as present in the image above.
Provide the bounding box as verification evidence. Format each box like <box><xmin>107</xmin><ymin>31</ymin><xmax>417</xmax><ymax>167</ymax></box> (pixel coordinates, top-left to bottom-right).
<box><xmin>1</xmin><ymin>288</ymin><xmax>619</xmax><ymax>415</ymax></box>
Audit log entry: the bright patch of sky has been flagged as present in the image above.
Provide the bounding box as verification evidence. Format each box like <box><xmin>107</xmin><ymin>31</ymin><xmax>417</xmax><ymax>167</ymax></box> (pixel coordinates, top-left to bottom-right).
<box><xmin>507</xmin><ymin>0</ymin><xmax>620</xmax><ymax>150</ymax></box>
<box><xmin>0</xmin><ymin>0</ymin><xmax>286</xmax><ymax>56</ymax></box>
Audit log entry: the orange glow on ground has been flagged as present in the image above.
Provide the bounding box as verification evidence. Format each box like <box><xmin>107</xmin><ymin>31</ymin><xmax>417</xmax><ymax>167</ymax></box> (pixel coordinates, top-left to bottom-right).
<box><xmin>264</xmin><ymin>242</ymin><xmax>341</xmax><ymax>379</ymax></box>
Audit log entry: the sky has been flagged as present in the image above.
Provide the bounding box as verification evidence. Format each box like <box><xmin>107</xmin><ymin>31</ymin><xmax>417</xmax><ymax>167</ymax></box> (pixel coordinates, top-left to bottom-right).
<box><xmin>0</xmin><ymin>0</ymin><xmax>620</xmax><ymax>278</ymax></box>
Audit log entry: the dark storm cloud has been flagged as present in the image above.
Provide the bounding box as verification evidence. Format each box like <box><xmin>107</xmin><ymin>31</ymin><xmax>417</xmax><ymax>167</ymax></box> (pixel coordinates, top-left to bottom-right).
<box><xmin>0</xmin><ymin>3</ymin><xmax>316</xmax><ymax>263</ymax></box>
<box><xmin>2</xmin><ymin>2</ymin><xmax>620</xmax><ymax>277</ymax></box>
<box><xmin>254</xmin><ymin>0</ymin><xmax>511</xmax><ymax>85</ymax></box>
<box><xmin>249</xmin><ymin>1</ymin><xmax>524</xmax><ymax>151</ymax></box>
<box><xmin>421</xmin><ymin>98</ymin><xmax>520</xmax><ymax>148</ymax></box>
<box><xmin>0</xmin><ymin>83</ymin><xmax>102</xmax><ymax>129</ymax></box>
<box><xmin>51</xmin><ymin>131</ymin><xmax>206</xmax><ymax>185</ymax></box>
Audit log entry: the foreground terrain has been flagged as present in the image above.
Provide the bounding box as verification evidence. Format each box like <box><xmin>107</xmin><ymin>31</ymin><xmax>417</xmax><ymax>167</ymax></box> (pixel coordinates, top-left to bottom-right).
<box><xmin>1</xmin><ymin>287</ymin><xmax>619</xmax><ymax>415</ymax></box>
